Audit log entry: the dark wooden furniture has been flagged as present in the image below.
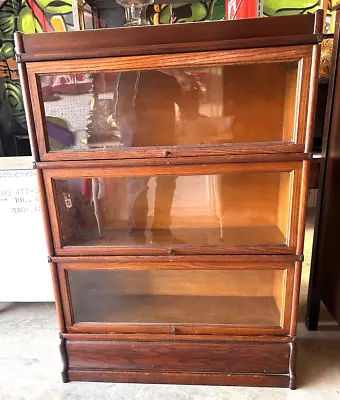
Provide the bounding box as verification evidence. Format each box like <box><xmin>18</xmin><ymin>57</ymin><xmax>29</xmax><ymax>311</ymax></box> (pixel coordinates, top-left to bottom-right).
<box><xmin>306</xmin><ymin>6</ymin><xmax>340</xmax><ymax>330</ymax></box>
<box><xmin>15</xmin><ymin>13</ymin><xmax>322</xmax><ymax>388</ymax></box>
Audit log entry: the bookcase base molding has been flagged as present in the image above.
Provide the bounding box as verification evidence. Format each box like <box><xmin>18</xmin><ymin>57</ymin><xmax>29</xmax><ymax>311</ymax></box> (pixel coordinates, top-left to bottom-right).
<box><xmin>61</xmin><ymin>336</ymin><xmax>296</xmax><ymax>389</ymax></box>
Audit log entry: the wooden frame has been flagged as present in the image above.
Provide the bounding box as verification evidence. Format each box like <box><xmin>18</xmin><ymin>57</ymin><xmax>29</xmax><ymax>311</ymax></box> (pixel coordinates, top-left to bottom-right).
<box><xmin>43</xmin><ymin>161</ymin><xmax>303</xmax><ymax>256</ymax></box>
<box><xmin>64</xmin><ymin>337</ymin><xmax>295</xmax><ymax>387</ymax></box>
<box><xmin>25</xmin><ymin>46</ymin><xmax>313</xmax><ymax>162</ymax></box>
<box><xmin>15</xmin><ymin>12</ymin><xmax>322</xmax><ymax>62</ymax></box>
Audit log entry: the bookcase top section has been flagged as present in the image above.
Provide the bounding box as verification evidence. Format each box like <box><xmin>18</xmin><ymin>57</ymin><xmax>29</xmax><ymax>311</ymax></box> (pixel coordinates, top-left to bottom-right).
<box><xmin>15</xmin><ymin>11</ymin><xmax>323</xmax><ymax>63</ymax></box>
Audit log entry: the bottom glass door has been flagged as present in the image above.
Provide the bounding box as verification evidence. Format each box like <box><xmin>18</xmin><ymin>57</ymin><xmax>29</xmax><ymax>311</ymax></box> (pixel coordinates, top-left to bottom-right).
<box><xmin>60</xmin><ymin>264</ymin><xmax>293</xmax><ymax>333</ymax></box>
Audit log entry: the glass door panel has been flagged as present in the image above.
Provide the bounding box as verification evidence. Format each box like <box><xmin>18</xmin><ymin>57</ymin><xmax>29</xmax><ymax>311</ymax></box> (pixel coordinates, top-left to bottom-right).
<box><xmin>40</xmin><ymin>61</ymin><xmax>298</xmax><ymax>153</ymax></box>
<box><xmin>67</xmin><ymin>268</ymin><xmax>286</xmax><ymax>328</ymax></box>
<box><xmin>53</xmin><ymin>171</ymin><xmax>293</xmax><ymax>249</ymax></box>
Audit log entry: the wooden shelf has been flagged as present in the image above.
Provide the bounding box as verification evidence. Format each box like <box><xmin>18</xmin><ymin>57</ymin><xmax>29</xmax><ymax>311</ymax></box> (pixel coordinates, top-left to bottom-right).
<box><xmin>68</xmin><ymin>226</ymin><xmax>286</xmax><ymax>247</ymax></box>
<box><xmin>72</xmin><ymin>295</ymin><xmax>281</xmax><ymax>326</ymax></box>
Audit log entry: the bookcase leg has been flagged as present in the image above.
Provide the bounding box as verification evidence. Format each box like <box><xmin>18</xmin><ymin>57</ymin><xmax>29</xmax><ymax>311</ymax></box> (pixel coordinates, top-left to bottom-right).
<box><xmin>59</xmin><ymin>333</ymin><xmax>69</xmax><ymax>383</ymax></box>
<box><xmin>289</xmin><ymin>340</ymin><xmax>297</xmax><ymax>390</ymax></box>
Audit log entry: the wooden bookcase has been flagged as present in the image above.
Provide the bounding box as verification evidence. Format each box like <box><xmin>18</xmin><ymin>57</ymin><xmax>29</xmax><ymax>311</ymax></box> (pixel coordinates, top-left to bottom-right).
<box><xmin>15</xmin><ymin>12</ymin><xmax>322</xmax><ymax>388</ymax></box>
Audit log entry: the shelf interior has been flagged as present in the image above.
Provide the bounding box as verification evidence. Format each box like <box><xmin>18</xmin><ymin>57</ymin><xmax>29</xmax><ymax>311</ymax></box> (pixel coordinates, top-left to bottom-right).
<box><xmin>42</xmin><ymin>62</ymin><xmax>299</xmax><ymax>152</ymax></box>
<box><xmin>70</xmin><ymin>226</ymin><xmax>286</xmax><ymax>247</ymax></box>
<box><xmin>56</xmin><ymin>171</ymin><xmax>293</xmax><ymax>249</ymax></box>
<box><xmin>68</xmin><ymin>269</ymin><xmax>286</xmax><ymax>328</ymax></box>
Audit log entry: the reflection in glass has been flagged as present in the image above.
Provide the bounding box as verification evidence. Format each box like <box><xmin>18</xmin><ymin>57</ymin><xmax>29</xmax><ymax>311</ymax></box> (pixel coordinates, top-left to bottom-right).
<box><xmin>41</xmin><ymin>62</ymin><xmax>298</xmax><ymax>152</ymax></box>
<box><xmin>55</xmin><ymin>171</ymin><xmax>292</xmax><ymax>248</ymax></box>
<box><xmin>68</xmin><ymin>269</ymin><xmax>285</xmax><ymax>326</ymax></box>
<box><xmin>117</xmin><ymin>0</ymin><xmax>155</xmax><ymax>26</ymax></box>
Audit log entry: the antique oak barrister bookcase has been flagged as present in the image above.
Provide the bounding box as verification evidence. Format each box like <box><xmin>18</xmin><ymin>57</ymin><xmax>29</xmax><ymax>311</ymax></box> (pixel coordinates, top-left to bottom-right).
<box><xmin>15</xmin><ymin>12</ymin><xmax>322</xmax><ymax>388</ymax></box>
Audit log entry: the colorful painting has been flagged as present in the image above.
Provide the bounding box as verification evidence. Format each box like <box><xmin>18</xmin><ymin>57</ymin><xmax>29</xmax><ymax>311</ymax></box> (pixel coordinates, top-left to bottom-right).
<box><xmin>0</xmin><ymin>0</ymin><xmax>73</xmax><ymax>155</ymax></box>
<box><xmin>263</xmin><ymin>0</ymin><xmax>332</xmax><ymax>17</ymax></box>
<box><xmin>147</xmin><ymin>0</ymin><xmax>225</xmax><ymax>25</ymax></box>
<box><xmin>264</xmin><ymin>0</ymin><xmax>332</xmax><ymax>31</ymax></box>
<box><xmin>263</xmin><ymin>0</ymin><xmax>323</xmax><ymax>16</ymax></box>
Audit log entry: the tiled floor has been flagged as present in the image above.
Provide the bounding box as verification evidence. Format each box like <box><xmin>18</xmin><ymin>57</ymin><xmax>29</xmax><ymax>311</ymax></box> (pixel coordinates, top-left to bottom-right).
<box><xmin>1</xmin><ymin>215</ymin><xmax>340</xmax><ymax>400</ymax></box>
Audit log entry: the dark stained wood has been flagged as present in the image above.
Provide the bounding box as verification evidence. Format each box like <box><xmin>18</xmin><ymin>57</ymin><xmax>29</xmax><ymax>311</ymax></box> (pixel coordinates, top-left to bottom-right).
<box><xmin>287</xmin><ymin>168</ymin><xmax>302</xmax><ymax>250</ymax></box>
<box><xmin>57</xmin><ymin>261</ymin><xmax>295</xmax><ymax>335</ymax></box>
<box><xmin>66</xmin><ymin>339</ymin><xmax>290</xmax><ymax>374</ymax></box>
<box><xmin>43</xmin><ymin>160</ymin><xmax>302</xmax><ymax>178</ymax></box>
<box><xmin>27</xmin><ymin>73</ymin><xmax>50</xmax><ymax>160</ymax></box>
<box><xmin>290</xmin><ymin>161</ymin><xmax>311</xmax><ymax>335</ymax></box>
<box><xmin>26</xmin><ymin>45</ymin><xmax>312</xmax><ymax>162</ymax></box>
<box><xmin>59</xmin><ymin>259</ymin><xmax>291</xmax><ymax>276</ymax></box>
<box><xmin>305</xmin><ymin>44</ymin><xmax>322</xmax><ymax>153</ymax></box>
<box><xmin>50</xmin><ymin>263</ymin><xmax>66</xmax><ymax>333</ymax></box>
<box><xmin>25</xmin><ymin>45</ymin><xmax>312</xmax><ymax>75</ymax></box>
<box><xmin>42</xmin><ymin>161</ymin><xmax>303</xmax><ymax>256</ymax></box>
<box><xmin>58</xmin><ymin>266</ymin><xmax>74</xmax><ymax>331</ymax></box>
<box><xmin>296</xmin><ymin>162</ymin><xmax>310</xmax><ymax>255</ymax></box>
<box><xmin>68</xmin><ymin>370</ymin><xmax>291</xmax><ymax>387</ymax></box>
<box><xmin>18</xmin><ymin>35</ymin><xmax>320</xmax><ymax>63</ymax></box>
<box><xmin>59</xmin><ymin>334</ymin><xmax>69</xmax><ymax>383</ymax></box>
<box><xmin>15</xmin><ymin>12</ymin><xmax>322</xmax><ymax>62</ymax></box>
<box><xmin>314</xmin><ymin>9</ymin><xmax>324</xmax><ymax>34</ymax></box>
<box><xmin>307</xmin><ymin>8</ymin><xmax>340</xmax><ymax>329</ymax></box>
<box><xmin>296</xmin><ymin>51</ymin><xmax>313</xmax><ymax>148</ymax></box>
<box><xmin>289</xmin><ymin>340</ymin><xmax>297</xmax><ymax>390</ymax></box>
<box><xmin>55</xmin><ymin>245</ymin><xmax>294</xmax><ymax>257</ymax></box>
<box><xmin>43</xmin><ymin>163</ymin><xmax>301</xmax><ymax>256</ymax></box>
<box><xmin>308</xmin><ymin>159</ymin><xmax>320</xmax><ymax>189</ymax></box>
<box><xmin>290</xmin><ymin>263</ymin><xmax>303</xmax><ymax>335</ymax></box>
<box><xmin>35</xmin><ymin>148</ymin><xmax>309</xmax><ymax>167</ymax></box>
<box><xmin>64</xmin><ymin>317</ymin><xmax>289</xmax><ymax>337</ymax></box>
<box><xmin>42</xmin><ymin>173</ymin><xmax>62</xmax><ymax>252</ymax></box>
<box><xmin>36</xmin><ymin>169</ymin><xmax>55</xmax><ymax>256</ymax></box>
<box><xmin>63</xmin><ymin>333</ymin><xmax>294</xmax><ymax>342</ymax></box>
<box><xmin>52</xmin><ymin>255</ymin><xmax>300</xmax><ymax>265</ymax></box>
<box><xmin>67</xmin><ymin>324</ymin><xmax>289</xmax><ymax>336</ymax></box>
<box><xmin>65</xmin><ymin>338</ymin><xmax>293</xmax><ymax>387</ymax></box>
<box><xmin>283</xmin><ymin>269</ymin><xmax>295</xmax><ymax>330</ymax></box>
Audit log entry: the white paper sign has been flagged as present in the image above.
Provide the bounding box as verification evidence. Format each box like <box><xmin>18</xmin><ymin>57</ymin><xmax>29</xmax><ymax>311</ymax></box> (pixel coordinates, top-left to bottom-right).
<box><xmin>0</xmin><ymin>170</ymin><xmax>53</xmax><ymax>301</ymax></box>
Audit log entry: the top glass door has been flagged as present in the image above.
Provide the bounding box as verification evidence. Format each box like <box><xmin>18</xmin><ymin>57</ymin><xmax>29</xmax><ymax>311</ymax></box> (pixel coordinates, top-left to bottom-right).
<box><xmin>36</xmin><ymin>60</ymin><xmax>301</xmax><ymax>157</ymax></box>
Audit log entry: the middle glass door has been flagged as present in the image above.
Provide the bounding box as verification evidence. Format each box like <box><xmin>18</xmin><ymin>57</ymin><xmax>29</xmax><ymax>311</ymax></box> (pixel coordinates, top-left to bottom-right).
<box><xmin>44</xmin><ymin>162</ymin><xmax>301</xmax><ymax>255</ymax></box>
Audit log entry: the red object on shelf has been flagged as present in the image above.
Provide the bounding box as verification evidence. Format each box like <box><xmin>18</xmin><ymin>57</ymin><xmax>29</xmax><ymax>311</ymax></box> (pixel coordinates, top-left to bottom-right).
<box><xmin>226</xmin><ymin>0</ymin><xmax>258</xmax><ymax>20</ymax></box>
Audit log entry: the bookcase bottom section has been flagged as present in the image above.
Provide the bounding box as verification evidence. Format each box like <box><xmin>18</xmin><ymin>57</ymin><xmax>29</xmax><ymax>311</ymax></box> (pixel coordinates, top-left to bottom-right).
<box><xmin>68</xmin><ymin>370</ymin><xmax>291</xmax><ymax>388</ymax></box>
<box><xmin>62</xmin><ymin>337</ymin><xmax>296</xmax><ymax>389</ymax></box>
